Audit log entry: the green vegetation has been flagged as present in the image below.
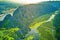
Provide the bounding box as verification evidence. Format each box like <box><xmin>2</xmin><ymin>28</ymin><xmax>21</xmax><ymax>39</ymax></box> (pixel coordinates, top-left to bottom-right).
<box><xmin>0</xmin><ymin>28</ymin><xmax>20</xmax><ymax>40</ymax></box>
<box><xmin>28</xmin><ymin>11</ymin><xmax>58</xmax><ymax>40</ymax></box>
<box><xmin>37</xmin><ymin>20</ymin><xmax>56</xmax><ymax>40</ymax></box>
<box><xmin>29</xmin><ymin>14</ymin><xmax>51</xmax><ymax>29</ymax></box>
<box><xmin>0</xmin><ymin>12</ymin><xmax>58</xmax><ymax>40</ymax></box>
